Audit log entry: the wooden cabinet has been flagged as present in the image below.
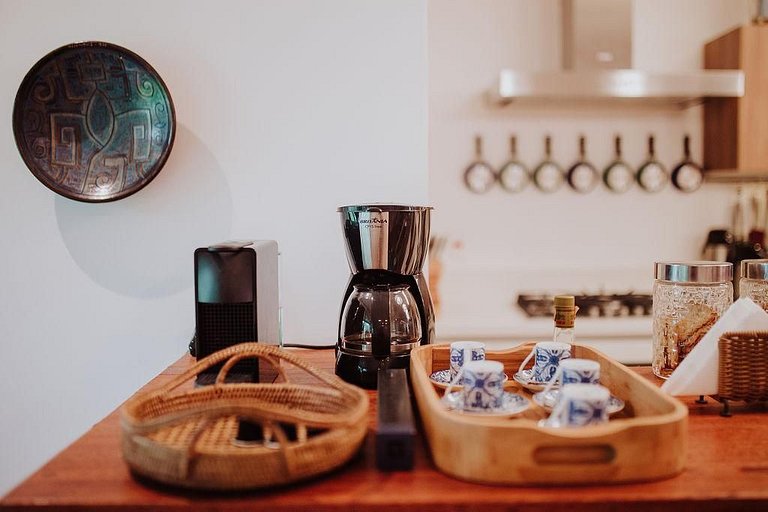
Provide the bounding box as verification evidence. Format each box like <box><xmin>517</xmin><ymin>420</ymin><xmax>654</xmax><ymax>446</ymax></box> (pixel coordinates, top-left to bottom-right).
<box><xmin>704</xmin><ymin>25</ymin><xmax>768</xmax><ymax>173</ymax></box>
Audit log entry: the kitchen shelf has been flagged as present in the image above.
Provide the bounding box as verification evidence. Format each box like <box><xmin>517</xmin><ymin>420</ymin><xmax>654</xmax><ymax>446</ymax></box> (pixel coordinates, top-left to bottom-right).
<box><xmin>489</xmin><ymin>69</ymin><xmax>745</xmax><ymax>109</ymax></box>
<box><xmin>704</xmin><ymin>171</ymin><xmax>768</xmax><ymax>183</ymax></box>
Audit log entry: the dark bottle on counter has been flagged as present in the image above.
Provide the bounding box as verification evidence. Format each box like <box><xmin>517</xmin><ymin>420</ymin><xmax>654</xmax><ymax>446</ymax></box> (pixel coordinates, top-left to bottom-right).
<box><xmin>701</xmin><ymin>229</ymin><xmax>733</xmax><ymax>262</ymax></box>
<box><xmin>727</xmin><ymin>187</ymin><xmax>766</xmax><ymax>296</ymax></box>
<box><xmin>553</xmin><ymin>295</ymin><xmax>577</xmax><ymax>345</ymax></box>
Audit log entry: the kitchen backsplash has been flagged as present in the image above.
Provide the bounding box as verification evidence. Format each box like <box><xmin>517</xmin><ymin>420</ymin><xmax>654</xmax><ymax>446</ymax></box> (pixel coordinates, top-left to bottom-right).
<box><xmin>428</xmin><ymin>0</ymin><xmax>747</xmax><ymax>337</ymax></box>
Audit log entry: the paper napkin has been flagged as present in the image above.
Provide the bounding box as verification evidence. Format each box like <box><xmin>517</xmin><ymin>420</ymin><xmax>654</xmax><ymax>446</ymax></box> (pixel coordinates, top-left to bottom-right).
<box><xmin>661</xmin><ymin>298</ymin><xmax>768</xmax><ymax>396</ymax></box>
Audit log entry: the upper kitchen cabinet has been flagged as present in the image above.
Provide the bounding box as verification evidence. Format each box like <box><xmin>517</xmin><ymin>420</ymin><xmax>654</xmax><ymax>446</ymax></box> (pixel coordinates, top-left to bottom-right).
<box><xmin>704</xmin><ymin>23</ymin><xmax>768</xmax><ymax>173</ymax></box>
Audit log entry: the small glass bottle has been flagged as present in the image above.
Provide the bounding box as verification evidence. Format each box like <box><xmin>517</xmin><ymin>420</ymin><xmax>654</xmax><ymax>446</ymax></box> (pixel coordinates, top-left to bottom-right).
<box><xmin>553</xmin><ymin>295</ymin><xmax>576</xmax><ymax>344</ymax></box>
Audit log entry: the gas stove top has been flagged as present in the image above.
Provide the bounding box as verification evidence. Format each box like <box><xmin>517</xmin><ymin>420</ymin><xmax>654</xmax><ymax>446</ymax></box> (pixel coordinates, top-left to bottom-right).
<box><xmin>517</xmin><ymin>292</ymin><xmax>652</xmax><ymax>318</ymax></box>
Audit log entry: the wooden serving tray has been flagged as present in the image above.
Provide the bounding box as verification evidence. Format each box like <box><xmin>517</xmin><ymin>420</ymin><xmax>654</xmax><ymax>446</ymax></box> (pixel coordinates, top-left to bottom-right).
<box><xmin>410</xmin><ymin>343</ymin><xmax>688</xmax><ymax>485</ymax></box>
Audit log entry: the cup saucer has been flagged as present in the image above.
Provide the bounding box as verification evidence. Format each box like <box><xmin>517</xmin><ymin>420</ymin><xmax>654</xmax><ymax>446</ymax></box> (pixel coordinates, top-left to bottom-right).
<box><xmin>512</xmin><ymin>369</ymin><xmax>552</xmax><ymax>392</ymax></box>
<box><xmin>537</xmin><ymin>417</ymin><xmax>612</xmax><ymax>429</ymax></box>
<box><xmin>429</xmin><ymin>369</ymin><xmax>510</xmax><ymax>389</ymax></box>
<box><xmin>532</xmin><ymin>389</ymin><xmax>625</xmax><ymax>414</ymax></box>
<box><xmin>441</xmin><ymin>391</ymin><xmax>529</xmax><ymax>417</ymax></box>
<box><xmin>538</xmin><ymin>418</ymin><xmax>567</xmax><ymax>428</ymax></box>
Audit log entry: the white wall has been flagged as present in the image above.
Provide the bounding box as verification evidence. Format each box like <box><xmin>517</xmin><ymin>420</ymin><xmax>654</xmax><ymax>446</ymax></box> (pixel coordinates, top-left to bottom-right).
<box><xmin>428</xmin><ymin>0</ymin><xmax>750</xmax><ymax>333</ymax></box>
<box><xmin>0</xmin><ymin>0</ymin><xmax>427</xmax><ymax>494</ymax></box>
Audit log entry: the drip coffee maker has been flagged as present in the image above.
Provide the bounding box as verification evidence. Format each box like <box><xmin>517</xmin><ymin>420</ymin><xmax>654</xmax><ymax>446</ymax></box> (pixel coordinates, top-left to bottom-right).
<box><xmin>336</xmin><ymin>204</ymin><xmax>435</xmax><ymax>388</ymax></box>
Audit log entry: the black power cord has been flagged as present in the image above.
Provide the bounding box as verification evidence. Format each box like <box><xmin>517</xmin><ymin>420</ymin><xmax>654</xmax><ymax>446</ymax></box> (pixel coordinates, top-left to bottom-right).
<box><xmin>282</xmin><ymin>343</ymin><xmax>336</xmax><ymax>350</ymax></box>
<box><xmin>189</xmin><ymin>332</ymin><xmax>335</xmax><ymax>354</ymax></box>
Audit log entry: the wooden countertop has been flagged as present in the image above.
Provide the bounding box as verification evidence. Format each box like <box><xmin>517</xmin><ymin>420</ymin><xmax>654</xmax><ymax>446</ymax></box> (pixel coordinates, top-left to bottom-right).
<box><xmin>2</xmin><ymin>348</ymin><xmax>767</xmax><ymax>511</ymax></box>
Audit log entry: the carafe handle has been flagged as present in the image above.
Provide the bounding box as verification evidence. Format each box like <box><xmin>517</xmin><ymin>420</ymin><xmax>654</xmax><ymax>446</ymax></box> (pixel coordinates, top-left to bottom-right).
<box><xmin>371</xmin><ymin>289</ymin><xmax>391</xmax><ymax>358</ymax></box>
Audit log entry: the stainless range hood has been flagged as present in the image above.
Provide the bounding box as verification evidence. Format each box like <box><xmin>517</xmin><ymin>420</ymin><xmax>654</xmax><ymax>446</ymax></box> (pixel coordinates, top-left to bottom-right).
<box><xmin>490</xmin><ymin>0</ymin><xmax>744</xmax><ymax>106</ymax></box>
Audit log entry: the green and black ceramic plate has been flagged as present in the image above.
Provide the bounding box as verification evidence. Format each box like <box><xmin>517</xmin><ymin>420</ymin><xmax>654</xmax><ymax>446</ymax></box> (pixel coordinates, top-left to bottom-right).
<box><xmin>13</xmin><ymin>41</ymin><xmax>175</xmax><ymax>202</ymax></box>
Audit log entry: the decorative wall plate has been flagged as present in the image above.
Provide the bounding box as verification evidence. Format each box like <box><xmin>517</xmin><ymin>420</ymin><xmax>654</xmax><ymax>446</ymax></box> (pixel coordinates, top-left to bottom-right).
<box><xmin>13</xmin><ymin>42</ymin><xmax>175</xmax><ymax>202</ymax></box>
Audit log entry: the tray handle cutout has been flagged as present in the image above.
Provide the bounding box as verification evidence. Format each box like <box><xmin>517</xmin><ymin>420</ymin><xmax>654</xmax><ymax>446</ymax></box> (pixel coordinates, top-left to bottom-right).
<box><xmin>524</xmin><ymin>445</ymin><xmax>619</xmax><ymax>482</ymax></box>
<box><xmin>533</xmin><ymin>444</ymin><xmax>616</xmax><ymax>465</ymax></box>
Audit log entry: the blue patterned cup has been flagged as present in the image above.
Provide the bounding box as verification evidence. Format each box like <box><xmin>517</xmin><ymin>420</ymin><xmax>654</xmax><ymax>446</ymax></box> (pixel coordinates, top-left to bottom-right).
<box><xmin>561</xmin><ymin>358</ymin><xmax>600</xmax><ymax>384</ymax></box>
<box><xmin>460</xmin><ymin>360</ymin><xmax>505</xmax><ymax>412</ymax></box>
<box><xmin>449</xmin><ymin>341</ymin><xmax>485</xmax><ymax>380</ymax></box>
<box><xmin>546</xmin><ymin>383</ymin><xmax>610</xmax><ymax>427</ymax></box>
<box><xmin>541</xmin><ymin>358</ymin><xmax>601</xmax><ymax>394</ymax></box>
<box><xmin>518</xmin><ymin>342</ymin><xmax>572</xmax><ymax>383</ymax></box>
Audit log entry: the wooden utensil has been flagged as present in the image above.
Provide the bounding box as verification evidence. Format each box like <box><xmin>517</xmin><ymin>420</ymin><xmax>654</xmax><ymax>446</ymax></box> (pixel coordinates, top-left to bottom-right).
<box><xmin>749</xmin><ymin>184</ymin><xmax>767</xmax><ymax>245</ymax></box>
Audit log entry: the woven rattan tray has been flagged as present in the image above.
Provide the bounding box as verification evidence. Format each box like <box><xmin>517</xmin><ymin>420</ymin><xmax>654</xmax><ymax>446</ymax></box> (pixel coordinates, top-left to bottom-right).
<box><xmin>410</xmin><ymin>343</ymin><xmax>688</xmax><ymax>485</ymax></box>
<box><xmin>121</xmin><ymin>343</ymin><xmax>369</xmax><ymax>490</ymax></box>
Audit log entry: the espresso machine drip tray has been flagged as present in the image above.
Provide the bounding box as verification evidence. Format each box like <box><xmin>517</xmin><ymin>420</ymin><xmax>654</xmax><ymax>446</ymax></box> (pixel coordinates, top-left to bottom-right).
<box><xmin>517</xmin><ymin>292</ymin><xmax>652</xmax><ymax>318</ymax></box>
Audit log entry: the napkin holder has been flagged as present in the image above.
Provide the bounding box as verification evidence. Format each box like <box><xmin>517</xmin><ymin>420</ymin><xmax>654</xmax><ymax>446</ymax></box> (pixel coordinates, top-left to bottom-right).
<box><xmin>715</xmin><ymin>331</ymin><xmax>768</xmax><ymax>416</ymax></box>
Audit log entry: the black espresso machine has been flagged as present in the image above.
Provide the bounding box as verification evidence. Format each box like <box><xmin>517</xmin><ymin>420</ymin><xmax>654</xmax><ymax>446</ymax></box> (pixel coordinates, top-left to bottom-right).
<box><xmin>336</xmin><ymin>204</ymin><xmax>435</xmax><ymax>389</ymax></box>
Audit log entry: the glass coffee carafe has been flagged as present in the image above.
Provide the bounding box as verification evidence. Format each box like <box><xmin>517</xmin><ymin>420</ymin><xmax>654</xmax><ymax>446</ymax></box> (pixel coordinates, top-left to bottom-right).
<box><xmin>338</xmin><ymin>283</ymin><xmax>422</xmax><ymax>386</ymax></box>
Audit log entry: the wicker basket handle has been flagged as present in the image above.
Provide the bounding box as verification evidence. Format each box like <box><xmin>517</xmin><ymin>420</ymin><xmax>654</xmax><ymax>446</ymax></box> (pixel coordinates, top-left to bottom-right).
<box><xmin>214</xmin><ymin>353</ymin><xmax>287</xmax><ymax>386</ymax></box>
<box><xmin>158</xmin><ymin>343</ymin><xmax>348</xmax><ymax>395</ymax></box>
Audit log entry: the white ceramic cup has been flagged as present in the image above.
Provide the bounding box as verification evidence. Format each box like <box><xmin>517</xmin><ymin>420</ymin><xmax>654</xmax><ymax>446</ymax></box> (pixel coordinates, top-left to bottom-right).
<box><xmin>449</xmin><ymin>341</ymin><xmax>485</xmax><ymax>379</ymax></box>
<box><xmin>517</xmin><ymin>341</ymin><xmax>572</xmax><ymax>383</ymax></box>
<box><xmin>546</xmin><ymin>383</ymin><xmax>610</xmax><ymax>428</ymax></box>
<box><xmin>460</xmin><ymin>360</ymin><xmax>506</xmax><ymax>412</ymax></box>
<box><xmin>541</xmin><ymin>358</ymin><xmax>601</xmax><ymax>395</ymax></box>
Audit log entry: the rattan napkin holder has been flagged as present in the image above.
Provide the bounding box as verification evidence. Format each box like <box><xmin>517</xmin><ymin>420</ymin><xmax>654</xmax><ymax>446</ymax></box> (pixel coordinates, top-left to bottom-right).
<box><xmin>120</xmin><ymin>343</ymin><xmax>369</xmax><ymax>490</ymax></box>
<box><xmin>715</xmin><ymin>331</ymin><xmax>768</xmax><ymax>416</ymax></box>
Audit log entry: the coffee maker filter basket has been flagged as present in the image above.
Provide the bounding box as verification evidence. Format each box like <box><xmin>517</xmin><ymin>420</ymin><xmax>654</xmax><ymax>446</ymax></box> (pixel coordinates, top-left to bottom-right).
<box><xmin>338</xmin><ymin>204</ymin><xmax>433</xmax><ymax>275</ymax></box>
